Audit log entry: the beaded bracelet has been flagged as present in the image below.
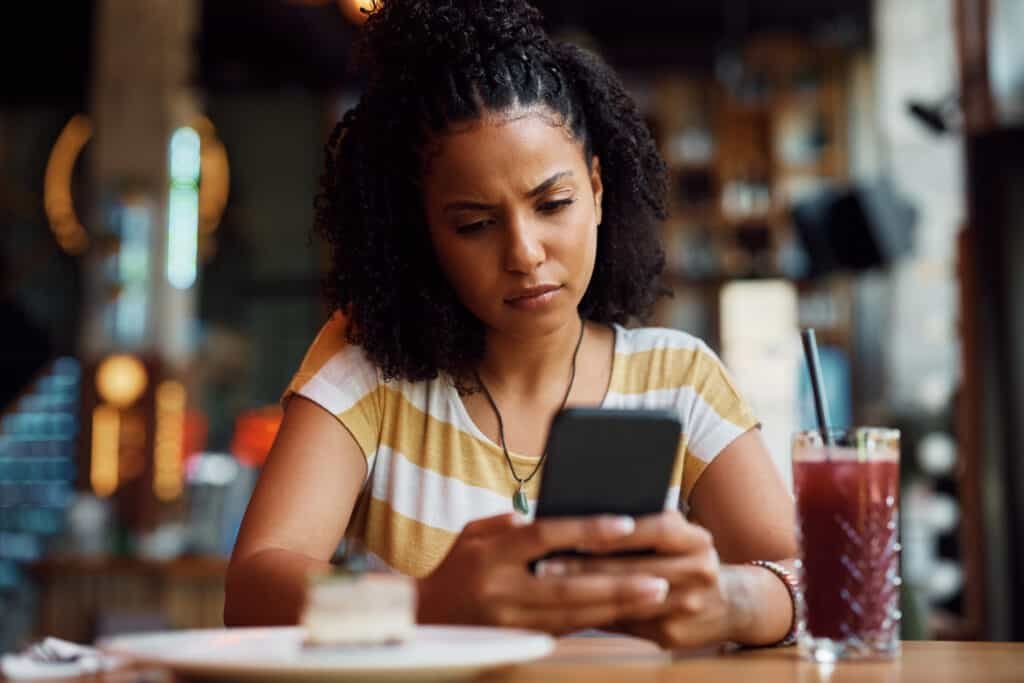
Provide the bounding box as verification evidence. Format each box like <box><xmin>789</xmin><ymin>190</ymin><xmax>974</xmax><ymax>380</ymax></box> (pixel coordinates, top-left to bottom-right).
<box><xmin>748</xmin><ymin>560</ymin><xmax>801</xmax><ymax>646</ymax></box>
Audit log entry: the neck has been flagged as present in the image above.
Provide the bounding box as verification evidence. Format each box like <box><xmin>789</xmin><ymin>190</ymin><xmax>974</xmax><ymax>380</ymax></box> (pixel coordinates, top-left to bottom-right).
<box><xmin>477</xmin><ymin>316</ymin><xmax>584</xmax><ymax>400</ymax></box>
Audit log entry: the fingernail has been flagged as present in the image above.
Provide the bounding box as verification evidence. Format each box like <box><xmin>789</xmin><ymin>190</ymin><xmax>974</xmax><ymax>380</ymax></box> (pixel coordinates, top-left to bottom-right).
<box><xmin>608</xmin><ymin>516</ymin><xmax>635</xmax><ymax>535</ymax></box>
<box><xmin>510</xmin><ymin>513</ymin><xmax>531</xmax><ymax>527</ymax></box>
<box><xmin>536</xmin><ymin>560</ymin><xmax>567</xmax><ymax>577</ymax></box>
<box><xmin>638</xmin><ymin>577</ymin><xmax>670</xmax><ymax>602</ymax></box>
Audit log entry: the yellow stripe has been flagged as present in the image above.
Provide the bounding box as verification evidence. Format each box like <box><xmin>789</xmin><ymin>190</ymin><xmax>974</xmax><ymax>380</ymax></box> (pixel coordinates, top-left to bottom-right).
<box><xmin>610</xmin><ymin>346</ymin><xmax>701</xmax><ymax>394</ymax></box>
<box><xmin>336</xmin><ymin>390</ymin><xmax>382</xmax><ymax>460</ymax></box>
<box><xmin>680</xmin><ymin>451</ymin><xmax>709</xmax><ymax>503</ymax></box>
<box><xmin>670</xmin><ymin>441</ymin><xmax>685</xmax><ymax>489</ymax></box>
<box><xmin>359</xmin><ymin>496</ymin><xmax>457</xmax><ymax>578</ymax></box>
<box><xmin>378</xmin><ymin>386</ymin><xmax>530</xmax><ymax>497</ymax></box>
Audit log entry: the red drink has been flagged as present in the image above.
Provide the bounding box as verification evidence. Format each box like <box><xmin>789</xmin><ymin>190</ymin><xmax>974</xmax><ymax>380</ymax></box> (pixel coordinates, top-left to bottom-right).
<box><xmin>792</xmin><ymin>429</ymin><xmax>901</xmax><ymax>660</ymax></box>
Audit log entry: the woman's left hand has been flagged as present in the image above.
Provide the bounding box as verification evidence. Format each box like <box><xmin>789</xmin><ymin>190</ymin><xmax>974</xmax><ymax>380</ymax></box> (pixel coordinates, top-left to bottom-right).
<box><xmin>535</xmin><ymin>510</ymin><xmax>746</xmax><ymax>649</ymax></box>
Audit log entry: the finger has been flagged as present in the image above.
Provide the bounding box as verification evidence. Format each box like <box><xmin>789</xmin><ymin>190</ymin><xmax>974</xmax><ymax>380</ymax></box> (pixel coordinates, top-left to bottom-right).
<box><xmin>461</xmin><ymin>512</ymin><xmax>528</xmax><ymax>538</ymax></box>
<box><xmin>498</xmin><ymin>574</ymin><xmax>670</xmax><ymax>608</ymax></box>
<box><xmin>500</xmin><ymin>515</ymin><xmax>637</xmax><ymax>561</ymax></box>
<box><xmin>539</xmin><ymin>553</ymin><xmax>718</xmax><ymax>589</ymax></box>
<box><xmin>579</xmin><ymin>511</ymin><xmax>713</xmax><ymax>555</ymax></box>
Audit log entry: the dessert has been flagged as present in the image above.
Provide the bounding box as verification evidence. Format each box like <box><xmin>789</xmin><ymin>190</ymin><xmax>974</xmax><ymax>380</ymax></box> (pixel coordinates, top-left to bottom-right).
<box><xmin>301</xmin><ymin>570</ymin><xmax>417</xmax><ymax>647</ymax></box>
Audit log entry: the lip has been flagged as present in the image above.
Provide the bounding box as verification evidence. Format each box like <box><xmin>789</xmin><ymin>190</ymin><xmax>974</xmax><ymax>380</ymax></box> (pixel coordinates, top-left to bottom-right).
<box><xmin>504</xmin><ymin>284</ymin><xmax>563</xmax><ymax>310</ymax></box>
<box><xmin>506</xmin><ymin>284</ymin><xmax>561</xmax><ymax>301</ymax></box>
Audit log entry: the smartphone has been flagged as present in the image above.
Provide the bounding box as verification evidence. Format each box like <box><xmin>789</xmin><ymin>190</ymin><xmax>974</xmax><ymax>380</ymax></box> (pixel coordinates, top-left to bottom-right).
<box><xmin>531</xmin><ymin>407</ymin><xmax>682</xmax><ymax>564</ymax></box>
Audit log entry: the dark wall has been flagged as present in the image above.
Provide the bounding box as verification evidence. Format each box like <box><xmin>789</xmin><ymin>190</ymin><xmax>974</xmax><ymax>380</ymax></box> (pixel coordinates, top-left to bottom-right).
<box><xmin>966</xmin><ymin>126</ymin><xmax>1024</xmax><ymax>641</ymax></box>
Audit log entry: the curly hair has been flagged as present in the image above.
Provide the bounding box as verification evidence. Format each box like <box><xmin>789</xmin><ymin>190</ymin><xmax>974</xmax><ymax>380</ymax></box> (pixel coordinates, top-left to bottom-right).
<box><xmin>315</xmin><ymin>0</ymin><xmax>668</xmax><ymax>388</ymax></box>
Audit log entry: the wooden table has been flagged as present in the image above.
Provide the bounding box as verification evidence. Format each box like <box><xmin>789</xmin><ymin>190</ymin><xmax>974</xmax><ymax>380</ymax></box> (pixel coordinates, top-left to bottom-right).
<box><xmin>20</xmin><ymin>636</ymin><xmax>1020</xmax><ymax>682</ymax></box>
<box><xmin>480</xmin><ymin>637</ymin><xmax>1024</xmax><ymax>682</ymax></box>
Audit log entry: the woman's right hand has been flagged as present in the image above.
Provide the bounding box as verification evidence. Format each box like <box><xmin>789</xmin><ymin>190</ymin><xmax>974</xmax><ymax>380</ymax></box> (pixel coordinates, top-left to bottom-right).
<box><xmin>416</xmin><ymin>513</ymin><xmax>670</xmax><ymax>634</ymax></box>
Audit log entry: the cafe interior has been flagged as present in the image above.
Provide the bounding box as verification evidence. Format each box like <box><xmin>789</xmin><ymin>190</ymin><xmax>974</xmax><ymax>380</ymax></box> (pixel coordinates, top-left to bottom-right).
<box><xmin>1</xmin><ymin>0</ymin><xmax>1023</xmax><ymax>669</ymax></box>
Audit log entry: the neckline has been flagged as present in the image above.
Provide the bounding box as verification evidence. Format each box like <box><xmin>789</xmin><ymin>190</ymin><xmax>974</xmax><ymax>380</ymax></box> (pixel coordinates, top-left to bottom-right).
<box><xmin>449</xmin><ymin>323</ymin><xmax>621</xmax><ymax>465</ymax></box>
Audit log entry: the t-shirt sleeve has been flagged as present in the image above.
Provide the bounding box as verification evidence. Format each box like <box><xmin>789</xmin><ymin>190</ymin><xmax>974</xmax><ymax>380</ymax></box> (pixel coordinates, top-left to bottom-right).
<box><xmin>677</xmin><ymin>341</ymin><xmax>760</xmax><ymax>504</ymax></box>
<box><xmin>282</xmin><ymin>313</ymin><xmax>382</xmax><ymax>464</ymax></box>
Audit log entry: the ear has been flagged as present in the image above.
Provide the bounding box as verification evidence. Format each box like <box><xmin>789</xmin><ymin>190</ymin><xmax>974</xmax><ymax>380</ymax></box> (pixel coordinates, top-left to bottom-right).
<box><xmin>589</xmin><ymin>154</ymin><xmax>603</xmax><ymax>226</ymax></box>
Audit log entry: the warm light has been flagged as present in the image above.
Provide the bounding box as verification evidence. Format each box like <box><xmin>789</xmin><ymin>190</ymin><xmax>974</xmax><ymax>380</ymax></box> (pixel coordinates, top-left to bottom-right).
<box><xmin>90</xmin><ymin>404</ymin><xmax>120</xmax><ymax>497</ymax></box>
<box><xmin>192</xmin><ymin>116</ymin><xmax>230</xmax><ymax>241</ymax></box>
<box><xmin>95</xmin><ymin>354</ymin><xmax>149</xmax><ymax>408</ymax></box>
<box><xmin>43</xmin><ymin>115</ymin><xmax>93</xmax><ymax>255</ymax></box>
<box><xmin>340</xmin><ymin>0</ymin><xmax>376</xmax><ymax>24</ymax></box>
<box><xmin>230</xmin><ymin>406</ymin><xmax>284</xmax><ymax>467</ymax></box>
<box><xmin>43</xmin><ymin>114</ymin><xmax>229</xmax><ymax>265</ymax></box>
<box><xmin>154</xmin><ymin>380</ymin><xmax>186</xmax><ymax>501</ymax></box>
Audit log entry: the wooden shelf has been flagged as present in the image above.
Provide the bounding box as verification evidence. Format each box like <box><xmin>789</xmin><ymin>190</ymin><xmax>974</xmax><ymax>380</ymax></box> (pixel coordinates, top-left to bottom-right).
<box><xmin>31</xmin><ymin>555</ymin><xmax>229</xmax><ymax>642</ymax></box>
<box><xmin>643</xmin><ymin>36</ymin><xmax>849</xmax><ymax>334</ymax></box>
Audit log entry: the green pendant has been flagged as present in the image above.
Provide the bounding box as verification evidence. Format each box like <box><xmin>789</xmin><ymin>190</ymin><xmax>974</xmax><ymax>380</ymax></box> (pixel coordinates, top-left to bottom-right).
<box><xmin>513</xmin><ymin>486</ymin><xmax>530</xmax><ymax>515</ymax></box>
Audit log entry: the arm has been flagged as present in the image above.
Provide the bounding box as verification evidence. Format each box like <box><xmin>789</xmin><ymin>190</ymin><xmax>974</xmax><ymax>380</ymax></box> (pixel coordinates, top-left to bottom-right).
<box><xmin>224</xmin><ymin>395</ymin><xmax>368</xmax><ymax>626</ymax></box>
<box><xmin>687</xmin><ymin>428</ymin><xmax>799</xmax><ymax>645</ymax></box>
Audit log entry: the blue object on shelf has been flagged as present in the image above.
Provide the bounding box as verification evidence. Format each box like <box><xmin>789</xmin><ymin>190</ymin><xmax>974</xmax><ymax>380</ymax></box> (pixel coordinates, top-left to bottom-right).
<box><xmin>798</xmin><ymin>344</ymin><xmax>853</xmax><ymax>431</ymax></box>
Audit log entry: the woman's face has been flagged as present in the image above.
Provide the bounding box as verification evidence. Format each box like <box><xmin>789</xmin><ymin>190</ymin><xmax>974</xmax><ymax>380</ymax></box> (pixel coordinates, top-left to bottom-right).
<box><xmin>422</xmin><ymin>108</ymin><xmax>603</xmax><ymax>339</ymax></box>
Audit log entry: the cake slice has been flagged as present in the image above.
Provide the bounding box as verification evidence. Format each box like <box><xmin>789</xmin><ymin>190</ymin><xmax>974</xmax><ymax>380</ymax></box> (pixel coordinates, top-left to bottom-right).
<box><xmin>301</xmin><ymin>570</ymin><xmax>417</xmax><ymax>647</ymax></box>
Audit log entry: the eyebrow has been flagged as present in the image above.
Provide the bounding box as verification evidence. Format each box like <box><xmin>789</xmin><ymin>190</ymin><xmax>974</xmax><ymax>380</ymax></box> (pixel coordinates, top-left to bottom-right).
<box><xmin>443</xmin><ymin>170</ymin><xmax>573</xmax><ymax>212</ymax></box>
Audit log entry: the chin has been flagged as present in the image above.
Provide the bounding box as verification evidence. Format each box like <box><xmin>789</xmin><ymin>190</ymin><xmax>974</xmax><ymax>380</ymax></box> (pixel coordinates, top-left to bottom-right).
<box><xmin>496</xmin><ymin>306</ymin><xmax>578</xmax><ymax>339</ymax></box>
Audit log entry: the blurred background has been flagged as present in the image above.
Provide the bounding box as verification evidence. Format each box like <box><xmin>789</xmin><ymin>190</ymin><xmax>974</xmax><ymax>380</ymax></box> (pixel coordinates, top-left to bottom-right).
<box><xmin>1</xmin><ymin>0</ymin><xmax>1022</xmax><ymax>652</ymax></box>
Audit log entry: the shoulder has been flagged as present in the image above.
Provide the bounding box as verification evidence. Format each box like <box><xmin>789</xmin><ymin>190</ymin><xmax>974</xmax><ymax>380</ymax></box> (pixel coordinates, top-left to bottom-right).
<box><xmin>609</xmin><ymin>324</ymin><xmax>737</xmax><ymax>397</ymax></box>
<box><xmin>283</xmin><ymin>312</ymin><xmax>380</xmax><ymax>414</ymax></box>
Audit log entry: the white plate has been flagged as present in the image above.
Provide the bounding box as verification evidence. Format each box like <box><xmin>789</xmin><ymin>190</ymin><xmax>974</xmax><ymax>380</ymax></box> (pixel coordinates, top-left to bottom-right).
<box><xmin>100</xmin><ymin>625</ymin><xmax>555</xmax><ymax>681</ymax></box>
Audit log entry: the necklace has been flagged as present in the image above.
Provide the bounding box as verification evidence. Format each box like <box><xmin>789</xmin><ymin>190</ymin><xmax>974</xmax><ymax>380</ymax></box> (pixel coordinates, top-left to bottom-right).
<box><xmin>474</xmin><ymin>319</ymin><xmax>585</xmax><ymax>515</ymax></box>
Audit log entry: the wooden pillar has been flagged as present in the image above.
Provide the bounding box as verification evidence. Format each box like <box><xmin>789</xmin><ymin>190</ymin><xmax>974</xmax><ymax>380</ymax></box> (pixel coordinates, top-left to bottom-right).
<box><xmin>82</xmin><ymin>0</ymin><xmax>200</xmax><ymax>532</ymax></box>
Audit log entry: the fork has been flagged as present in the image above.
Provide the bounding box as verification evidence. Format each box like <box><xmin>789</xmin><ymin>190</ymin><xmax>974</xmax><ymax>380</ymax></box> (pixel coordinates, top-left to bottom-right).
<box><xmin>27</xmin><ymin>638</ymin><xmax>100</xmax><ymax>664</ymax></box>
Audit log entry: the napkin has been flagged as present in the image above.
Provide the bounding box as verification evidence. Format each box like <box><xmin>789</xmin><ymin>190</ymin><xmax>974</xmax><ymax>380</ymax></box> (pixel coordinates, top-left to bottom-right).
<box><xmin>1</xmin><ymin>637</ymin><xmax>125</xmax><ymax>680</ymax></box>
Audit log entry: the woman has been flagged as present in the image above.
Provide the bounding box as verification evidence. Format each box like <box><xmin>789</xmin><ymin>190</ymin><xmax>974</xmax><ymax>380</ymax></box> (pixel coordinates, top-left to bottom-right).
<box><xmin>225</xmin><ymin>0</ymin><xmax>798</xmax><ymax>649</ymax></box>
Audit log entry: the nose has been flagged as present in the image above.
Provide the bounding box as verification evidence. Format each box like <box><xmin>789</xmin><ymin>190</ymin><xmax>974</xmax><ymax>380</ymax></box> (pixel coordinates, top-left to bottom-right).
<box><xmin>503</xmin><ymin>215</ymin><xmax>545</xmax><ymax>274</ymax></box>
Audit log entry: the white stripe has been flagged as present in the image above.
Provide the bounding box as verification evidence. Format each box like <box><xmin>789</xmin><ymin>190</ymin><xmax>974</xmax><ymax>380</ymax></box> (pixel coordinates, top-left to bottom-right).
<box><xmin>664</xmin><ymin>485</ymin><xmax>680</xmax><ymax>511</ymax></box>
<box><xmin>614</xmin><ymin>324</ymin><xmax>707</xmax><ymax>355</ymax></box>
<box><xmin>370</xmin><ymin>445</ymin><xmax>512</xmax><ymax>533</ymax></box>
<box><xmin>295</xmin><ymin>373</ymin><xmax>367</xmax><ymax>421</ymax></box>
<box><xmin>684</xmin><ymin>387</ymin><xmax>748</xmax><ymax>463</ymax></box>
<box><xmin>296</xmin><ymin>344</ymin><xmax>378</xmax><ymax>415</ymax></box>
<box><xmin>604</xmin><ymin>387</ymin><xmax>680</xmax><ymax>407</ymax></box>
<box><xmin>605</xmin><ymin>388</ymin><xmax>747</xmax><ymax>464</ymax></box>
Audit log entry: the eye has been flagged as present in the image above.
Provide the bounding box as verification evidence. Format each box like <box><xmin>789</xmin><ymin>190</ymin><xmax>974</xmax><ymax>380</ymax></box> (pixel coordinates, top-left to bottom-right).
<box><xmin>455</xmin><ymin>220</ymin><xmax>491</xmax><ymax>235</ymax></box>
<box><xmin>538</xmin><ymin>198</ymin><xmax>575</xmax><ymax>214</ymax></box>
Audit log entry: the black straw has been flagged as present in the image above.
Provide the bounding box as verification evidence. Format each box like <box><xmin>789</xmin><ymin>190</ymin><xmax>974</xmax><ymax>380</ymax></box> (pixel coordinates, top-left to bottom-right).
<box><xmin>801</xmin><ymin>328</ymin><xmax>834</xmax><ymax>446</ymax></box>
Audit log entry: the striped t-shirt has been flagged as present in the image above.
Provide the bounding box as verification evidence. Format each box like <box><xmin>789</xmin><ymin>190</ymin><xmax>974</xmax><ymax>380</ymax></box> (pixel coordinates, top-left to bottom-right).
<box><xmin>284</xmin><ymin>314</ymin><xmax>758</xmax><ymax>578</ymax></box>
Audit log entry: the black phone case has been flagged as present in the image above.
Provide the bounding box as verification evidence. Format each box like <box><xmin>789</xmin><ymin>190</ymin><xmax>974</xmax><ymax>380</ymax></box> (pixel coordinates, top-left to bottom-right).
<box><xmin>531</xmin><ymin>407</ymin><xmax>682</xmax><ymax>567</ymax></box>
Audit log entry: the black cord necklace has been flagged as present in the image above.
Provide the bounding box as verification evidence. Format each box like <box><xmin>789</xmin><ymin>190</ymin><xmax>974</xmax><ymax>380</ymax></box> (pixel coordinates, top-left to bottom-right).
<box><xmin>474</xmin><ymin>319</ymin><xmax>585</xmax><ymax>515</ymax></box>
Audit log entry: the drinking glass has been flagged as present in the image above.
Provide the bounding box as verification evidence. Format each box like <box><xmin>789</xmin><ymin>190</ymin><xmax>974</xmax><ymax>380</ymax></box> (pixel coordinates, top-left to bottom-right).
<box><xmin>792</xmin><ymin>427</ymin><xmax>901</xmax><ymax>662</ymax></box>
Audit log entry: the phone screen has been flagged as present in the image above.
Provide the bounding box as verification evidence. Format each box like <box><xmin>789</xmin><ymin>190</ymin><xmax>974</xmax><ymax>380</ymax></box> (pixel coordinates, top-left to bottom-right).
<box><xmin>531</xmin><ymin>407</ymin><xmax>681</xmax><ymax>564</ymax></box>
